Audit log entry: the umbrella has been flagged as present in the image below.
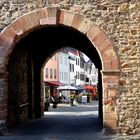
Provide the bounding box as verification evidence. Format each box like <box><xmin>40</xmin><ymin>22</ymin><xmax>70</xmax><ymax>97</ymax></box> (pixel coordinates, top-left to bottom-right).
<box><xmin>57</xmin><ymin>85</ymin><xmax>78</xmax><ymax>90</ymax></box>
<box><xmin>83</xmin><ymin>85</ymin><xmax>95</xmax><ymax>90</ymax></box>
<box><xmin>83</xmin><ymin>85</ymin><xmax>96</xmax><ymax>95</ymax></box>
<box><xmin>75</xmin><ymin>86</ymin><xmax>84</xmax><ymax>90</ymax></box>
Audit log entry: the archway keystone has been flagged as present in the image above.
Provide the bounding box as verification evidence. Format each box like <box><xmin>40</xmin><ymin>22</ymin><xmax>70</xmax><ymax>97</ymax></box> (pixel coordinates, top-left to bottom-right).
<box><xmin>0</xmin><ymin>7</ymin><xmax>120</xmax><ymax>134</ymax></box>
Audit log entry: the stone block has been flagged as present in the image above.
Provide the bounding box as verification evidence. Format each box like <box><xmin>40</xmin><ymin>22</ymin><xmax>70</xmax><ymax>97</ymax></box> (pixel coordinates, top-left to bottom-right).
<box><xmin>108</xmin><ymin>89</ymin><xmax>116</xmax><ymax>97</ymax></box>
<box><xmin>0</xmin><ymin>36</ymin><xmax>6</xmax><ymax>47</ymax></box>
<box><xmin>2</xmin><ymin>27</ymin><xmax>16</xmax><ymax>40</ymax></box>
<box><xmin>63</xmin><ymin>11</ymin><xmax>75</xmax><ymax>26</ymax></box>
<box><xmin>104</xmin><ymin>113</ymin><xmax>118</xmax><ymax>120</ymax></box>
<box><xmin>38</xmin><ymin>8</ymin><xmax>48</xmax><ymax>19</ymax></box>
<box><xmin>97</xmin><ymin>39</ymin><xmax>112</xmax><ymax>55</ymax></box>
<box><xmin>104</xmin><ymin>103</ymin><xmax>115</xmax><ymax>112</ymax></box>
<box><xmin>46</xmin><ymin>17</ymin><xmax>57</xmax><ymax>25</ymax></box>
<box><xmin>87</xmin><ymin>25</ymin><xmax>101</xmax><ymax>41</ymax></box>
<box><xmin>47</xmin><ymin>7</ymin><xmax>57</xmax><ymax>17</ymax></box>
<box><xmin>41</xmin><ymin>7</ymin><xmax>57</xmax><ymax>25</ymax></box>
<box><xmin>19</xmin><ymin>15</ymin><xmax>33</xmax><ymax>32</ymax></box>
<box><xmin>92</xmin><ymin>31</ymin><xmax>107</xmax><ymax>47</ymax></box>
<box><xmin>0</xmin><ymin>27</ymin><xmax>16</xmax><ymax>49</ymax></box>
<box><xmin>71</xmin><ymin>13</ymin><xmax>84</xmax><ymax>28</ymax></box>
<box><xmin>97</xmin><ymin>5</ymin><xmax>107</xmax><ymax>10</ymax></box>
<box><xmin>11</xmin><ymin>20</ymin><xmax>23</xmax><ymax>36</ymax></box>
<box><xmin>102</xmin><ymin>50</ymin><xmax>118</xmax><ymax>70</ymax></box>
<box><xmin>29</xmin><ymin>11</ymin><xmax>40</xmax><ymax>27</ymax></box>
<box><xmin>39</xmin><ymin>18</ymin><xmax>48</xmax><ymax>25</ymax></box>
<box><xmin>58</xmin><ymin>10</ymin><xmax>64</xmax><ymax>24</ymax></box>
<box><xmin>104</xmin><ymin>120</ymin><xmax>117</xmax><ymax>128</ymax></box>
<box><xmin>78</xmin><ymin>18</ymin><xmax>92</xmax><ymax>34</ymax></box>
<box><xmin>38</xmin><ymin>8</ymin><xmax>48</xmax><ymax>25</ymax></box>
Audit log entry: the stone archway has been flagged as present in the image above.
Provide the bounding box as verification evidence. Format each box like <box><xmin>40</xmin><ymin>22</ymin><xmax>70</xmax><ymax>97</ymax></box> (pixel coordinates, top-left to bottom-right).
<box><xmin>0</xmin><ymin>7</ymin><xmax>120</xmax><ymax>134</ymax></box>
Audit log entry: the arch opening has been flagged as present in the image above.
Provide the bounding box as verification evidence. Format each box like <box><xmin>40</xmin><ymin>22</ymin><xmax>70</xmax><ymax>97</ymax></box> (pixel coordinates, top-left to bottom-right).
<box><xmin>7</xmin><ymin>25</ymin><xmax>103</xmax><ymax>127</ymax></box>
<box><xmin>0</xmin><ymin>8</ymin><xmax>120</xmax><ymax>135</ymax></box>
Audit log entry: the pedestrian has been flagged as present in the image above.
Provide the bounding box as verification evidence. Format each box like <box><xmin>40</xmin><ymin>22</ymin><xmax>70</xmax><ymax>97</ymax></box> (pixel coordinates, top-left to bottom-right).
<box><xmin>87</xmin><ymin>93</ymin><xmax>90</xmax><ymax>103</ymax></box>
<box><xmin>70</xmin><ymin>92</ymin><xmax>75</xmax><ymax>106</ymax></box>
<box><xmin>44</xmin><ymin>96</ymin><xmax>50</xmax><ymax>111</ymax></box>
<box><xmin>51</xmin><ymin>96</ymin><xmax>58</xmax><ymax>108</ymax></box>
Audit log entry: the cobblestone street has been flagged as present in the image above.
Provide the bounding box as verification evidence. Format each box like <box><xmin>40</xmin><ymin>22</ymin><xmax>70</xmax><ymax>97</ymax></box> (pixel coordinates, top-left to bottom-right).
<box><xmin>0</xmin><ymin>101</ymin><xmax>140</xmax><ymax>140</ymax></box>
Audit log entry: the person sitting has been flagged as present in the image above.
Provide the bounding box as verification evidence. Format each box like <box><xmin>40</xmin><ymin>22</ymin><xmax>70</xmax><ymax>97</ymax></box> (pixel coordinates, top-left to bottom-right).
<box><xmin>61</xmin><ymin>95</ymin><xmax>66</xmax><ymax>103</ymax></box>
<box><xmin>70</xmin><ymin>92</ymin><xmax>75</xmax><ymax>106</ymax></box>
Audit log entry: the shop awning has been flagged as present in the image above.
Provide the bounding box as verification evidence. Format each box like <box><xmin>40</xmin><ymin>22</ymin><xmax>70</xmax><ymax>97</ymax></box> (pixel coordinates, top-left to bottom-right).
<box><xmin>44</xmin><ymin>81</ymin><xmax>64</xmax><ymax>86</ymax></box>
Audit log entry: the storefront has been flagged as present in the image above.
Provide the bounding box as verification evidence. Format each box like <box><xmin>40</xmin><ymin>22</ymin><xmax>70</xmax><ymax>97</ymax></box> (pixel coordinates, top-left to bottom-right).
<box><xmin>44</xmin><ymin>81</ymin><xmax>64</xmax><ymax>98</ymax></box>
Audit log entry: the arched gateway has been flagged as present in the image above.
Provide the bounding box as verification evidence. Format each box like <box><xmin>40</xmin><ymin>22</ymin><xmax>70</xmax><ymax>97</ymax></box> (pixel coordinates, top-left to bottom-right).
<box><xmin>0</xmin><ymin>7</ymin><xmax>120</xmax><ymax>134</ymax></box>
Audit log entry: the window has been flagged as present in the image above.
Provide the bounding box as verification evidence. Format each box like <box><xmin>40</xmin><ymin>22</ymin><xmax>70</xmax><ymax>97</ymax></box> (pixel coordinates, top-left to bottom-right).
<box><xmin>60</xmin><ymin>55</ymin><xmax>63</xmax><ymax>64</ymax></box>
<box><xmin>76</xmin><ymin>58</ymin><xmax>77</xmax><ymax>65</ymax></box>
<box><xmin>80</xmin><ymin>60</ymin><xmax>84</xmax><ymax>68</ymax></box>
<box><xmin>62</xmin><ymin>72</ymin><xmax>63</xmax><ymax>80</ymax></box>
<box><xmin>50</xmin><ymin>68</ymin><xmax>53</xmax><ymax>79</ymax></box>
<box><xmin>70</xmin><ymin>64</ymin><xmax>72</xmax><ymax>72</ymax></box>
<box><xmin>76</xmin><ymin>72</ymin><xmax>80</xmax><ymax>79</ymax></box>
<box><xmin>78</xmin><ymin>58</ymin><xmax>80</xmax><ymax>65</ymax></box>
<box><xmin>70</xmin><ymin>63</ymin><xmax>73</xmax><ymax>72</ymax></box>
<box><xmin>54</xmin><ymin>69</ymin><xmax>56</xmax><ymax>79</ymax></box>
<box><xmin>80</xmin><ymin>74</ymin><xmax>84</xmax><ymax>81</ymax></box>
<box><xmin>66</xmin><ymin>72</ymin><xmax>68</xmax><ymax>81</ymax></box>
<box><xmin>64</xmin><ymin>72</ymin><xmax>68</xmax><ymax>81</ymax></box>
<box><xmin>78</xmin><ymin>72</ymin><xmax>80</xmax><ymax>79</ymax></box>
<box><xmin>76</xmin><ymin>71</ymin><xmax>78</xmax><ymax>79</ymax></box>
<box><xmin>46</xmin><ymin>68</ymin><xmax>48</xmax><ymax>78</ymax></box>
<box><xmin>70</xmin><ymin>64</ymin><xmax>75</xmax><ymax>72</ymax></box>
<box><xmin>59</xmin><ymin>72</ymin><xmax>61</xmax><ymax>80</ymax></box>
<box><xmin>86</xmin><ymin>77</ymin><xmax>89</xmax><ymax>82</ymax></box>
<box><xmin>65</xmin><ymin>56</ymin><xmax>67</xmax><ymax>65</ymax></box>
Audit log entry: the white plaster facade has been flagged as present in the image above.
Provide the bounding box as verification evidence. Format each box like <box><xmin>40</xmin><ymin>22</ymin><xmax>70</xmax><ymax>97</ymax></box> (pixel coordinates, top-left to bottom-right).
<box><xmin>68</xmin><ymin>48</ymin><xmax>83</xmax><ymax>86</ymax></box>
<box><xmin>58</xmin><ymin>49</ymin><xmax>70</xmax><ymax>85</ymax></box>
<box><xmin>86</xmin><ymin>60</ymin><xmax>98</xmax><ymax>86</ymax></box>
